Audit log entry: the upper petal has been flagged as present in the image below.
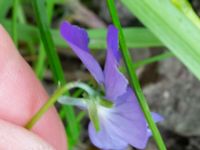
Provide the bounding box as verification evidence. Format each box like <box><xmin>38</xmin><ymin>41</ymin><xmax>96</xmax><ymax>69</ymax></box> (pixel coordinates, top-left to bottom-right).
<box><xmin>107</xmin><ymin>25</ymin><xmax>121</xmax><ymax>63</ymax></box>
<box><xmin>104</xmin><ymin>50</ymin><xmax>128</xmax><ymax>100</ymax></box>
<box><xmin>60</xmin><ymin>21</ymin><xmax>104</xmax><ymax>83</ymax></box>
<box><xmin>104</xmin><ymin>26</ymin><xmax>128</xmax><ymax>100</ymax></box>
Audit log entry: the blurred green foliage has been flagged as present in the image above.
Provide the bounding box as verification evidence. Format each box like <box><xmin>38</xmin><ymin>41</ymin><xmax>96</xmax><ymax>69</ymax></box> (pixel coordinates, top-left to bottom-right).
<box><xmin>1</xmin><ymin>0</ymin><xmax>200</xmax><ymax>149</ymax></box>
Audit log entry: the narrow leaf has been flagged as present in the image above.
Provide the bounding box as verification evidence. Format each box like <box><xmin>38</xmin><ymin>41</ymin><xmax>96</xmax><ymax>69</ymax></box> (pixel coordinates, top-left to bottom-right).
<box><xmin>1</xmin><ymin>20</ymin><xmax>162</xmax><ymax>49</ymax></box>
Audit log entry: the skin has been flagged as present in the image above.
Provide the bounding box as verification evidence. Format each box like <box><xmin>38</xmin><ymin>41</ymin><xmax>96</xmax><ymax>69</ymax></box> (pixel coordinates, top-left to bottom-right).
<box><xmin>0</xmin><ymin>25</ymin><xmax>67</xmax><ymax>149</ymax></box>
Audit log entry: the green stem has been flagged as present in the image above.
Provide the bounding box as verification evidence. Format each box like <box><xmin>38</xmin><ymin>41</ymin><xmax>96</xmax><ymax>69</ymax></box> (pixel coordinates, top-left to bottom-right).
<box><xmin>106</xmin><ymin>0</ymin><xmax>166</xmax><ymax>150</ymax></box>
<box><xmin>25</xmin><ymin>82</ymin><xmax>76</xmax><ymax>129</ymax></box>
<box><xmin>25</xmin><ymin>86</ymin><xmax>67</xmax><ymax>129</ymax></box>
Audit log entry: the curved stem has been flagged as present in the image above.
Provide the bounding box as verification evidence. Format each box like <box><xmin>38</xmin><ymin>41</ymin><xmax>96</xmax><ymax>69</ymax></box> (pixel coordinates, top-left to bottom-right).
<box><xmin>25</xmin><ymin>82</ymin><xmax>89</xmax><ymax>129</ymax></box>
<box><xmin>25</xmin><ymin>84</ymin><xmax>68</xmax><ymax>129</ymax></box>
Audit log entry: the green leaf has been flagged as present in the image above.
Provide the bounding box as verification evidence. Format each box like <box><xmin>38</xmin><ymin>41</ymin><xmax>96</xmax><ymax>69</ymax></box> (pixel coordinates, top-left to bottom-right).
<box><xmin>172</xmin><ymin>0</ymin><xmax>200</xmax><ymax>29</ymax></box>
<box><xmin>121</xmin><ymin>0</ymin><xmax>200</xmax><ymax>80</ymax></box>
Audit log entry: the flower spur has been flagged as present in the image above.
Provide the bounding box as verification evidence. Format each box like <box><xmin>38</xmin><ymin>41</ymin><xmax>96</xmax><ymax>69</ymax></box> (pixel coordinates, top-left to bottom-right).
<box><xmin>59</xmin><ymin>21</ymin><xmax>163</xmax><ymax>150</ymax></box>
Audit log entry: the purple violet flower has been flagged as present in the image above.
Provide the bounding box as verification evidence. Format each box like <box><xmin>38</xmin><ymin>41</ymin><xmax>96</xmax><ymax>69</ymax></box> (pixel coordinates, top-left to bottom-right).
<box><xmin>60</xmin><ymin>21</ymin><xmax>163</xmax><ymax>150</ymax></box>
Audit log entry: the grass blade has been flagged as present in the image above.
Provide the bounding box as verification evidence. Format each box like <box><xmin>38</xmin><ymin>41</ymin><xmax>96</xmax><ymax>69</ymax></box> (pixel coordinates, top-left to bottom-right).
<box><xmin>34</xmin><ymin>43</ymin><xmax>46</xmax><ymax>79</ymax></box>
<box><xmin>172</xmin><ymin>0</ymin><xmax>200</xmax><ymax>29</ymax></box>
<box><xmin>32</xmin><ymin>0</ymin><xmax>64</xmax><ymax>83</ymax></box>
<box><xmin>107</xmin><ymin>0</ymin><xmax>167</xmax><ymax>149</ymax></box>
<box><xmin>34</xmin><ymin>0</ymin><xmax>55</xmax><ymax>79</ymax></box>
<box><xmin>31</xmin><ymin>0</ymin><xmax>79</xmax><ymax>146</ymax></box>
<box><xmin>134</xmin><ymin>51</ymin><xmax>173</xmax><ymax>68</ymax></box>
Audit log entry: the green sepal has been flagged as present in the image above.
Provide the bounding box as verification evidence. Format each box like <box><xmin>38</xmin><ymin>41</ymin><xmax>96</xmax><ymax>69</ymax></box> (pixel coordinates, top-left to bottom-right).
<box><xmin>58</xmin><ymin>96</ymin><xmax>87</xmax><ymax>108</ymax></box>
<box><xmin>88</xmin><ymin>100</ymin><xmax>100</xmax><ymax>132</ymax></box>
<box><xmin>99</xmin><ymin>98</ymin><xmax>114</xmax><ymax>108</ymax></box>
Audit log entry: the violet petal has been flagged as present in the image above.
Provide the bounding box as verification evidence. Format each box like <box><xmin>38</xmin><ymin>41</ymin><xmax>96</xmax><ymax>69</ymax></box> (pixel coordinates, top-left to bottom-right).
<box><xmin>89</xmin><ymin>87</ymin><xmax>149</xmax><ymax>149</ymax></box>
<box><xmin>107</xmin><ymin>25</ymin><xmax>121</xmax><ymax>63</ymax></box>
<box><xmin>151</xmin><ymin>112</ymin><xmax>164</xmax><ymax>123</ymax></box>
<box><xmin>88</xmin><ymin>122</ymin><xmax>128</xmax><ymax>149</ymax></box>
<box><xmin>60</xmin><ymin>21</ymin><xmax>104</xmax><ymax>83</ymax></box>
<box><xmin>147</xmin><ymin>112</ymin><xmax>164</xmax><ymax>137</ymax></box>
<box><xmin>107</xmin><ymin>88</ymin><xmax>149</xmax><ymax>149</ymax></box>
<box><xmin>104</xmin><ymin>46</ymin><xmax>128</xmax><ymax>100</ymax></box>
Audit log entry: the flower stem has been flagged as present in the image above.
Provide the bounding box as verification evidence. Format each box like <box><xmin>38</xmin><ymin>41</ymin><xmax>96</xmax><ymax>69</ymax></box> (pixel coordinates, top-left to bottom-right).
<box><xmin>25</xmin><ymin>82</ymin><xmax>78</xmax><ymax>129</ymax></box>
<box><xmin>25</xmin><ymin>86</ymin><xmax>68</xmax><ymax>129</ymax></box>
<box><xmin>25</xmin><ymin>82</ymin><xmax>95</xmax><ymax>129</ymax></box>
<box><xmin>106</xmin><ymin>0</ymin><xmax>166</xmax><ymax>150</ymax></box>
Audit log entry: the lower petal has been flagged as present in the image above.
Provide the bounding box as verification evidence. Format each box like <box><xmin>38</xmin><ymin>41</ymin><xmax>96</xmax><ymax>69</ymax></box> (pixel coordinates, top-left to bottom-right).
<box><xmin>151</xmin><ymin>112</ymin><xmax>164</xmax><ymax>123</ymax></box>
<box><xmin>88</xmin><ymin>122</ymin><xmax>128</xmax><ymax>149</ymax></box>
<box><xmin>107</xmin><ymin>88</ymin><xmax>149</xmax><ymax>149</ymax></box>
